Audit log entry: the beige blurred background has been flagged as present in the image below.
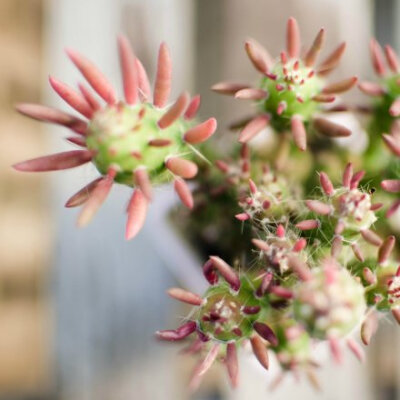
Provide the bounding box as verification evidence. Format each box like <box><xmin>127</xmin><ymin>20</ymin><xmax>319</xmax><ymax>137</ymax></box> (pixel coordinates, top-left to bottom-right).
<box><xmin>1</xmin><ymin>0</ymin><xmax>400</xmax><ymax>399</ymax></box>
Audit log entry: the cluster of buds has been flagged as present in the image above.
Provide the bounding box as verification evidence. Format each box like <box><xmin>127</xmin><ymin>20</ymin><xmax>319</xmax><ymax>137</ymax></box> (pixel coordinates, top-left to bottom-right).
<box><xmin>212</xmin><ymin>17</ymin><xmax>355</xmax><ymax>150</ymax></box>
<box><xmin>13</xmin><ymin>36</ymin><xmax>217</xmax><ymax>239</ymax></box>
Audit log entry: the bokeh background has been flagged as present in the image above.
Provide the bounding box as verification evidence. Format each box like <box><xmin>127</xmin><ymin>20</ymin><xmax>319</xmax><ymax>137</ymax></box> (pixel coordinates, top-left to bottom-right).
<box><xmin>1</xmin><ymin>0</ymin><xmax>400</xmax><ymax>399</ymax></box>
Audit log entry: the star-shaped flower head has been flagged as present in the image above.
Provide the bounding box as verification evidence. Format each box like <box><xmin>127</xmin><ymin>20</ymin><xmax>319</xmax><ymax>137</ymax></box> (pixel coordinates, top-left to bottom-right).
<box><xmin>13</xmin><ymin>35</ymin><xmax>217</xmax><ymax>239</ymax></box>
<box><xmin>212</xmin><ymin>17</ymin><xmax>356</xmax><ymax>150</ymax></box>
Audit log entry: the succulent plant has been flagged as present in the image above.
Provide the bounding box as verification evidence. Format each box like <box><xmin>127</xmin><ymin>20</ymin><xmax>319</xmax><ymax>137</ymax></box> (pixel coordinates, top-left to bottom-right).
<box><xmin>13</xmin><ymin>36</ymin><xmax>217</xmax><ymax>239</ymax></box>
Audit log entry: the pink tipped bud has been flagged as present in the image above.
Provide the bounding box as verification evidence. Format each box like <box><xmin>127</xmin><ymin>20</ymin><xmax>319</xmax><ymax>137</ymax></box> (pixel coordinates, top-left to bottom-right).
<box><xmin>135</xmin><ymin>58</ymin><xmax>152</xmax><ymax>102</ymax></box>
<box><xmin>386</xmin><ymin>199</ymin><xmax>400</xmax><ymax>218</ymax></box>
<box><xmin>249</xmin><ymin>179</ymin><xmax>258</xmax><ymax>194</ymax></box>
<box><xmin>203</xmin><ymin>259</ymin><xmax>218</xmax><ymax>285</ymax></box>
<box><xmin>306</xmin><ymin>200</ymin><xmax>332</xmax><ymax>215</ymax></box>
<box><xmin>350</xmin><ymin>170</ymin><xmax>365</xmax><ymax>189</ymax></box>
<box><xmin>211</xmin><ymin>82</ymin><xmax>249</xmax><ymax>96</ymax></box>
<box><xmin>296</xmin><ymin>219</ymin><xmax>320</xmax><ymax>231</ymax></box>
<box><xmin>358</xmin><ymin>81</ymin><xmax>386</xmax><ymax>96</ymax></box>
<box><xmin>209</xmin><ymin>256</ymin><xmax>241</xmax><ymax>291</ymax></box>
<box><xmin>244</xmin><ymin>38</ymin><xmax>273</xmax><ymax>74</ymax></box>
<box><xmin>329</xmin><ymin>336</ymin><xmax>343</xmax><ymax>364</ymax></box>
<box><xmin>385</xmin><ymin>45</ymin><xmax>400</xmax><ymax>73</ymax></box>
<box><xmin>389</xmin><ymin>98</ymin><xmax>400</xmax><ymax>117</ymax></box>
<box><xmin>253</xmin><ymin>322</ymin><xmax>278</xmax><ymax>346</ymax></box>
<box><xmin>351</xmin><ymin>243</ymin><xmax>364</xmax><ymax>262</ymax></box>
<box><xmin>226</xmin><ymin>343</ymin><xmax>239</xmax><ymax>388</ymax></box>
<box><xmin>184</xmin><ymin>95</ymin><xmax>201</xmax><ymax>120</ymax></box>
<box><xmin>250</xmin><ymin>336</ymin><xmax>269</xmax><ymax>370</ymax></box>
<box><xmin>378</xmin><ymin>235</ymin><xmax>395</xmax><ymax>265</ymax></box>
<box><xmin>346</xmin><ymin>338</ymin><xmax>365</xmax><ymax>363</ymax></box>
<box><xmin>381</xmin><ymin>179</ymin><xmax>400</xmax><ymax>193</ymax></box>
<box><xmin>362</xmin><ymin>267</ymin><xmax>377</xmax><ymax>285</ymax></box>
<box><xmin>134</xmin><ymin>167</ymin><xmax>152</xmax><ymax>201</ymax></box>
<box><xmin>318</xmin><ymin>42</ymin><xmax>346</xmax><ymax>74</ymax></box>
<box><xmin>118</xmin><ymin>35</ymin><xmax>138</xmax><ymax>105</ymax></box>
<box><xmin>288</xmin><ymin>256</ymin><xmax>312</xmax><ymax>281</ymax></box>
<box><xmin>153</xmin><ymin>42</ymin><xmax>172</xmax><ymax>108</ymax></box>
<box><xmin>235</xmin><ymin>213</ymin><xmax>250</xmax><ymax>221</ymax></box>
<box><xmin>319</xmin><ymin>172</ymin><xmax>335</xmax><ymax>195</ymax></box>
<box><xmin>370</xmin><ymin>38</ymin><xmax>386</xmax><ymax>76</ymax></box>
<box><xmin>269</xmin><ymin>285</ymin><xmax>293</xmax><ymax>299</ymax></box>
<box><xmin>331</xmin><ymin>236</ymin><xmax>342</xmax><ymax>258</ymax></box>
<box><xmin>125</xmin><ymin>188</ymin><xmax>148</xmax><ymax>240</ymax></box>
<box><xmin>361</xmin><ymin>312</ymin><xmax>378</xmax><ymax>345</ymax></box>
<box><xmin>293</xmin><ymin>238</ymin><xmax>307</xmax><ymax>252</ymax></box>
<box><xmin>383</xmin><ymin>134</ymin><xmax>400</xmax><ymax>157</ymax></box>
<box><xmin>65</xmin><ymin>178</ymin><xmax>103</xmax><ymax>208</ymax></box>
<box><xmin>304</xmin><ymin>28</ymin><xmax>325</xmax><ymax>67</ymax></box>
<box><xmin>184</xmin><ymin>118</ymin><xmax>217</xmax><ymax>144</ymax></box>
<box><xmin>314</xmin><ymin>118</ymin><xmax>351</xmax><ymax>138</ymax></box>
<box><xmin>167</xmin><ymin>288</ymin><xmax>203</xmax><ymax>306</ymax></box>
<box><xmin>239</xmin><ymin>114</ymin><xmax>270</xmax><ymax>143</ymax></box>
<box><xmin>286</xmin><ymin>17</ymin><xmax>300</xmax><ymax>58</ymax></box>
<box><xmin>235</xmin><ymin>88</ymin><xmax>268</xmax><ymax>100</ymax></box>
<box><xmin>166</xmin><ymin>157</ymin><xmax>198</xmax><ymax>179</ymax></box>
<box><xmin>322</xmin><ymin>76</ymin><xmax>358</xmax><ymax>95</ymax></box>
<box><xmin>342</xmin><ymin>163</ymin><xmax>353</xmax><ymax>188</ymax></box>
<box><xmin>276</xmin><ymin>224</ymin><xmax>285</xmax><ymax>238</ymax></box>
<box><xmin>174</xmin><ymin>178</ymin><xmax>194</xmax><ymax>209</ymax></box>
<box><xmin>252</xmin><ymin>239</ymin><xmax>269</xmax><ymax>251</ymax></box>
<box><xmin>392</xmin><ymin>308</ymin><xmax>400</xmax><ymax>325</ymax></box>
<box><xmin>156</xmin><ymin>321</ymin><xmax>197</xmax><ymax>341</ymax></box>
<box><xmin>291</xmin><ymin>115</ymin><xmax>307</xmax><ymax>151</ymax></box>
<box><xmin>158</xmin><ymin>92</ymin><xmax>189</xmax><ymax>129</ymax></box>
<box><xmin>360</xmin><ymin>229</ymin><xmax>382</xmax><ymax>246</ymax></box>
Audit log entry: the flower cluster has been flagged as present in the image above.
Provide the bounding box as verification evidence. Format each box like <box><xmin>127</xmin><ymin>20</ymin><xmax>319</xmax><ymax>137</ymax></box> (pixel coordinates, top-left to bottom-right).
<box><xmin>13</xmin><ymin>16</ymin><xmax>400</xmax><ymax>393</ymax></box>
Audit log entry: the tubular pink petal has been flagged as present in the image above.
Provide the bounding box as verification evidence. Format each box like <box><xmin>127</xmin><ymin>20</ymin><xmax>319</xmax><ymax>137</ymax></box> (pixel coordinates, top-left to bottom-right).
<box><xmin>318</xmin><ymin>42</ymin><xmax>346</xmax><ymax>75</ymax></box>
<box><xmin>13</xmin><ymin>150</ymin><xmax>92</xmax><ymax>172</ymax></box>
<box><xmin>288</xmin><ymin>256</ymin><xmax>312</xmax><ymax>281</ymax></box>
<box><xmin>312</xmin><ymin>94</ymin><xmax>335</xmax><ymax>103</ymax></box>
<box><xmin>211</xmin><ymin>82</ymin><xmax>249</xmax><ymax>96</ymax></box>
<box><xmin>329</xmin><ymin>336</ymin><xmax>342</xmax><ymax>364</ymax></box>
<box><xmin>385</xmin><ymin>45</ymin><xmax>400</xmax><ymax>73</ymax></box>
<box><xmin>158</xmin><ymin>92</ymin><xmax>189</xmax><ymax>129</ymax></box>
<box><xmin>305</xmin><ymin>200</ymin><xmax>332</xmax><ymax>215</ymax></box>
<box><xmin>386</xmin><ymin>199</ymin><xmax>400</xmax><ymax>218</ymax></box>
<box><xmin>165</xmin><ymin>157</ymin><xmax>198</xmax><ymax>179</ymax></box>
<box><xmin>135</xmin><ymin>58</ymin><xmax>152</xmax><ymax>102</ymax></box>
<box><xmin>342</xmin><ymin>163</ymin><xmax>353</xmax><ymax>188</ymax></box>
<box><xmin>153</xmin><ymin>42</ymin><xmax>172</xmax><ymax>108</ymax></box>
<box><xmin>78</xmin><ymin>83</ymin><xmax>101</xmax><ymax>111</ymax></box>
<box><xmin>362</xmin><ymin>267</ymin><xmax>377</xmax><ymax>285</ymax></box>
<box><xmin>16</xmin><ymin>103</ymin><xmax>88</xmax><ymax>135</ymax></box>
<box><xmin>378</xmin><ymin>235</ymin><xmax>395</xmax><ymax>264</ymax></box>
<box><xmin>296</xmin><ymin>219</ymin><xmax>320</xmax><ymax>231</ymax></box>
<box><xmin>392</xmin><ymin>308</ymin><xmax>400</xmax><ymax>325</ymax></box>
<box><xmin>167</xmin><ymin>287</ymin><xmax>203</xmax><ymax>306</ymax></box>
<box><xmin>49</xmin><ymin>76</ymin><xmax>93</xmax><ymax>118</ymax></box>
<box><xmin>252</xmin><ymin>238</ymin><xmax>269</xmax><ymax>251</ymax></box>
<box><xmin>184</xmin><ymin>95</ymin><xmax>201</xmax><ymax>120</ymax></box>
<box><xmin>209</xmin><ymin>256</ymin><xmax>241</xmax><ymax>291</ymax></box>
<box><xmin>370</xmin><ymin>38</ymin><xmax>386</xmax><ymax>76</ymax></box>
<box><xmin>389</xmin><ymin>98</ymin><xmax>400</xmax><ymax>117</ymax></box>
<box><xmin>244</xmin><ymin>38</ymin><xmax>273</xmax><ymax>74</ymax></box>
<box><xmin>381</xmin><ymin>179</ymin><xmax>400</xmax><ymax>193</ymax></box>
<box><xmin>350</xmin><ymin>170</ymin><xmax>365</xmax><ymax>189</ymax></box>
<box><xmin>134</xmin><ymin>167</ymin><xmax>152</xmax><ymax>201</ymax></box>
<box><xmin>66</xmin><ymin>48</ymin><xmax>117</xmax><ymax>104</ymax></box>
<box><xmin>382</xmin><ymin>134</ymin><xmax>400</xmax><ymax>157</ymax></box>
<box><xmin>304</xmin><ymin>28</ymin><xmax>325</xmax><ymax>67</ymax></box>
<box><xmin>347</xmin><ymin>338</ymin><xmax>364</xmax><ymax>363</ymax></box>
<box><xmin>235</xmin><ymin>88</ymin><xmax>268</xmax><ymax>100</ymax></box>
<box><xmin>269</xmin><ymin>286</ymin><xmax>293</xmax><ymax>299</ymax></box>
<box><xmin>77</xmin><ymin>169</ymin><xmax>116</xmax><ymax>227</ymax></box>
<box><xmin>249</xmin><ymin>179</ymin><xmax>257</xmax><ymax>194</ymax></box>
<box><xmin>286</xmin><ymin>17</ymin><xmax>300</xmax><ymax>59</ymax></box>
<box><xmin>253</xmin><ymin>322</ymin><xmax>278</xmax><ymax>346</ymax></box>
<box><xmin>125</xmin><ymin>189</ymin><xmax>148</xmax><ymax>240</ymax></box>
<box><xmin>256</xmin><ymin>272</ymin><xmax>273</xmax><ymax>297</ymax></box>
<box><xmin>360</xmin><ymin>229</ymin><xmax>382</xmax><ymax>246</ymax></box>
<box><xmin>226</xmin><ymin>343</ymin><xmax>239</xmax><ymax>388</ymax></box>
<box><xmin>203</xmin><ymin>259</ymin><xmax>219</xmax><ymax>285</ymax></box>
<box><xmin>65</xmin><ymin>178</ymin><xmax>103</xmax><ymax>208</ymax></box>
<box><xmin>358</xmin><ymin>81</ymin><xmax>386</xmax><ymax>96</ymax></box>
<box><xmin>314</xmin><ymin>118</ymin><xmax>351</xmax><ymax>138</ymax></box>
<box><xmin>276</xmin><ymin>224</ymin><xmax>285</xmax><ymax>238</ymax></box>
<box><xmin>322</xmin><ymin>76</ymin><xmax>358</xmax><ymax>95</ymax></box>
<box><xmin>319</xmin><ymin>172</ymin><xmax>335</xmax><ymax>195</ymax></box>
<box><xmin>351</xmin><ymin>243</ymin><xmax>364</xmax><ymax>262</ymax></box>
<box><xmin>239</xmin><ymin>114</ymin><xmax>269</xmax><ymax>143</ymax></box>
<box><xmin>148</xmin><ymin>138</ymin><xmax>172</xmax><ymax>147</ymax></box>
<box><xmin>361</xmin><ymin>312</ymin><xmax>378</xmax><ymax>345</ymax></box>
<box><xmin>184</xmin><ymin>118</ymin><xmax>217</xmax><ymax>144</ymax></box>
<box><xmin>291</xmin><ymin>116</ymin><xmax>307</xmax><ymax>151</ymax></box>
<box><xmin>371</xmin><ymin>202</ymin><xmax>383</xmax><ymax>211</ymax></box>
<box><xmin>66</xmin><ymin>136</ymin><xmax>87</xmax><ymax>147</ymax></box>
<box><xmin>118</xmin><ymin>34</ymin><xmax>139</xmax><ymax>105</ymax></box>
<box><xmin>174</xmin><ymin>177</ymin><xmax>194</xmax><ymax>209</ymax></box>
<box><xmin>293</xmin><ymin>238</ymin><xmax>307</xmax><ymax>252</ymax></box>
<box><xmin>250</xmin><ymin>336</ymin><xmax>269</xmax><ymax>370</ymax></box>
<box><xmin>235</xmin><ymin>213</ymin><xmax>250</xmax><ymax>222</ymax></box>
<box><xmin>155</xmin><ymin>321</ymin><xmax>197</xmax><ymax>341</ymax></box>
